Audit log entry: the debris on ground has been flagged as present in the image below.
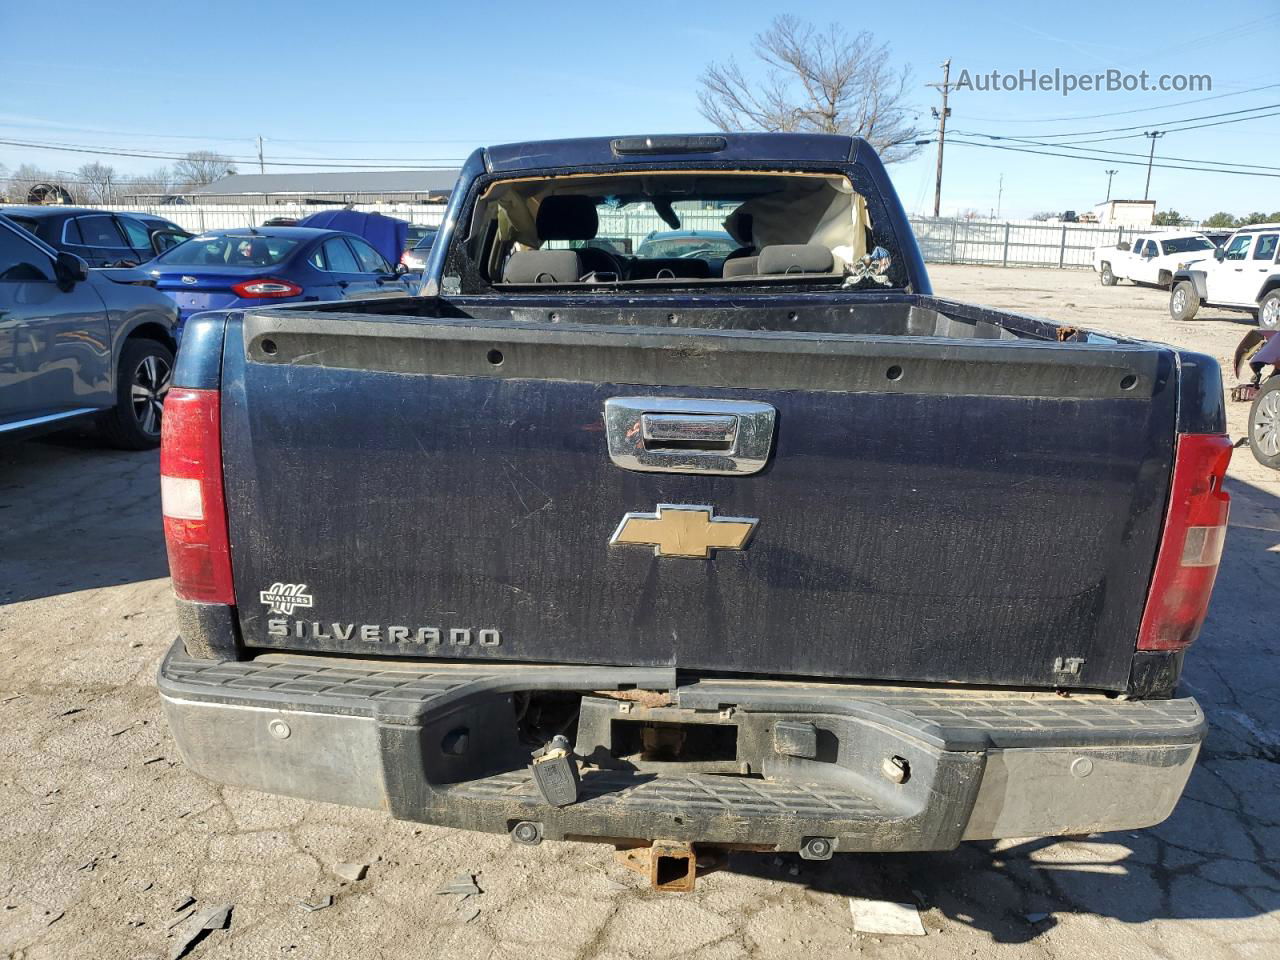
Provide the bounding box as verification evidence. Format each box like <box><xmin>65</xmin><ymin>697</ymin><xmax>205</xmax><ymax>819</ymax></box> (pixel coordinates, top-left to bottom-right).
<box><xmin>436</xmin><ymin>873</ymin><xmax>482</xmax><ymax>898</ymax></box>
<box><xmin>173</xmin><ymin>895</ymin><xmax>196</xmax><ymax>913</ymax></box>
<box><xmin>299</xmin><ymin>895</ymin><xmax>334</xmax><ymax>913</ymax></box>
<box><xmin>333</xmin><ymin>862</ymin><xmax>368</xmax><ymax>882</ymax></box>
<box><xmin>436</xmin><ymin>872</ymin><xmax>484</xmax><ymax>921</ymax></box>
<box><xmin>169</xmin><ymin>902</ymin><xmax>233</xmax><ymax>960</ymax></box>
<box><xmin>849</xmin><ymin>897</ymin><xmax>926</xmax><ymax>936</ymax></box>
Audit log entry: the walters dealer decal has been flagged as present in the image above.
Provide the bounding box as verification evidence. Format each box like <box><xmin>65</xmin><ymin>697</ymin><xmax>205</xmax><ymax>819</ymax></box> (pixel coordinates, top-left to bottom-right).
<box><xmin>259</xmin><ymin>582</ymin><xmax>314</xmax><ymax>615</ymax></box>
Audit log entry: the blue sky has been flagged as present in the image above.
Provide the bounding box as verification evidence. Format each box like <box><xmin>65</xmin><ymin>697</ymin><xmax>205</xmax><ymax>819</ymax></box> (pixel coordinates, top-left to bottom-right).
<box><xmin>1</xmin><ymin>0</ymin><xmax>1277</xmax><ymax>219</ymax></box>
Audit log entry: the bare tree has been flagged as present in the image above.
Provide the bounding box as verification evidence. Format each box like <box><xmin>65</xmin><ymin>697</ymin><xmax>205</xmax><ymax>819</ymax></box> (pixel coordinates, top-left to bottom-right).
<box><xmin>76</xmin><ymin>162</ymin><xmax>120</xmax><ymax>204</ymax></box>
<box><xmin>125</xmin><ymin>166</ymin><xmax>180</xmax><ymax>199</ymax></box>
<box><xmin>173</xmin><ymin>151</ymin><xmax>237</xmax><ymax>189</ymax></box>
<box><xmin>698</xmin><ymin>16</ymin><xmax>923</xmax><ymax>163</ymax></box>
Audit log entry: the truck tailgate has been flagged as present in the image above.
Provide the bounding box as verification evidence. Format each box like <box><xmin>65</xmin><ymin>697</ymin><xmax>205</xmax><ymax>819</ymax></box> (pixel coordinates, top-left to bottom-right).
<box><xmin>220</xmin><ymin>310</ymin><xmax>1176</xmax><ymax>691</ymax></box>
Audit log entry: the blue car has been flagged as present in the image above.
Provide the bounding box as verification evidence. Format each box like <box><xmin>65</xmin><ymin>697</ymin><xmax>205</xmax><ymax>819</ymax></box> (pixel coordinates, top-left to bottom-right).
<box><xmin>146</xmin><ymin>227</ymin><xmax>412</xmax><ymax>335</ymax></box>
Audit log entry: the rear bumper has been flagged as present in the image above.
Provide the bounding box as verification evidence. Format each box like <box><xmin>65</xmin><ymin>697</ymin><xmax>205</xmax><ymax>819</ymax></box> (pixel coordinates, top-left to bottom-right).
<box><xmin>157</xmin><ymin>642</ymin><xmax>1205</xmax><ymax>853</ymax></box>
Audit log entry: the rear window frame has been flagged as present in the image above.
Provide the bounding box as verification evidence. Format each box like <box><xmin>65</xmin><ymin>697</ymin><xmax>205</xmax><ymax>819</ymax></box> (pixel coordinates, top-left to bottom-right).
<box><xmin>442</xmin><ymin>160</ymin><xmax>909</xmax><ymax>295</ymax></box>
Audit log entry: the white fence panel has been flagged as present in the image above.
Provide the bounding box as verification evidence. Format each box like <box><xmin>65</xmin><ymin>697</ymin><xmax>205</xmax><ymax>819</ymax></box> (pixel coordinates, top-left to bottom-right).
<box><xmin>909</xmin><ymin>217</ymin><xmax>1142</xmax><ymax>269</ymax></box>
<box><xmin>3</xmin><ymin>203</ymin><xmax>1162</xmax><ymax>271</ymax></box>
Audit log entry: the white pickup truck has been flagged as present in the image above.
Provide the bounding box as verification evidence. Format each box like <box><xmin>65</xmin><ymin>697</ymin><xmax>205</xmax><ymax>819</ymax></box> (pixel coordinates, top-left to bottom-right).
<box><xmin>1170</xmin><ymin>223</ymin><xmax>1280</xmax><ymax>329</ymax></box>
<box><xmin>1093</xmin><ymin>231</ymin><xmax>1216</xmax><ymax>288</ymax></box>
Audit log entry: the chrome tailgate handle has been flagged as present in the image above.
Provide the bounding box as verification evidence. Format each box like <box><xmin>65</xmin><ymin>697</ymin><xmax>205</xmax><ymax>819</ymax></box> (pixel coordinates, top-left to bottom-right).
<box><xmin>641</xmin><ymin>413</ymin><xmax>737</xmax><ymax>446</ymax></box>
<box><xmin>605</xmin><ymin>397</ymin><xmax>776</xmax><ymax>475</ymax></box>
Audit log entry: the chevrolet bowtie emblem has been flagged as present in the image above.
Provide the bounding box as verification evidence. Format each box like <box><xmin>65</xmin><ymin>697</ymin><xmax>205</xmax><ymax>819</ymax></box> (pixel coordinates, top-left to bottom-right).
<box><xmin>610</xmin><ymin>504</ymin><xmax>758</xmax><ymax>558</ymax></box>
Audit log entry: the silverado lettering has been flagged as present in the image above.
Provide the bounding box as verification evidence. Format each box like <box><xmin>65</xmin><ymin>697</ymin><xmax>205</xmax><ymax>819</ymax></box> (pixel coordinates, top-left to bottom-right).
<box><xmin>266</xmin><ymin>619</ymin><xmax>501</xmax><ymax>646</ymax></box>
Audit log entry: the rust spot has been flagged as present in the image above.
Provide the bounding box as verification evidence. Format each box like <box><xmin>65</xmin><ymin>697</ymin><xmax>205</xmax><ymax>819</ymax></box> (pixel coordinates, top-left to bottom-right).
<box><xmin>591</xmin><ymin>689</ymin><xmax>673</xmax><ymax>708</ymax></box>
<box><xmin>615</xmin><ymin>840</ymin><xmax>699</xmax><ymax>892</ymax></box>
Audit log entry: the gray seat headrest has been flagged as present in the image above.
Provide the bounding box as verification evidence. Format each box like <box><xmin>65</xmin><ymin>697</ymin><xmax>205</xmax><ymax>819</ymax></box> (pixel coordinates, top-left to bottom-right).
<box><xmin>536</xmin><ymin>196</ymin><xmax>599</xmax><ymax>241</ymax></box>
<box><xmin>757</xmin><ymin>244</ymin><xmax>835</xmax><ymax>275</ymax></box>
<box><xmin>721</xmin><ymin>256</ymin><xmax>759</xmax><ymax>278</ymax></box>
<box><xmin>502</xmin><ymin>250</ymin><xmax>581</xmax><ymax>283</ymax></box>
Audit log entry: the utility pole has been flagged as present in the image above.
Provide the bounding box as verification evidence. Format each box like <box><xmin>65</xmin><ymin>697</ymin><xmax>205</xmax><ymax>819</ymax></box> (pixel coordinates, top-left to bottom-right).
<box><xmin>1142</xmin><ymin>132</ymin><xmax>1164</xmax><ymax>201</ymax></box>
<box><xmin>257</xmin><ymin>135</ymin><xmax>265</xmax><ymax>175</ymax></box>
<box><xmin>929</xmin><ymin>59</ymin><xmax>952</xmax><ymax>218</ymax></box>
<box><xmin>996</xmin><ymin>173</ymin><xmax>1003</xmax><ymax>220</ymax></box>
<box><xmin>1104</xmin><ymin>168</ymin><xmax>1118</xmax><ymax>201</ymax></box>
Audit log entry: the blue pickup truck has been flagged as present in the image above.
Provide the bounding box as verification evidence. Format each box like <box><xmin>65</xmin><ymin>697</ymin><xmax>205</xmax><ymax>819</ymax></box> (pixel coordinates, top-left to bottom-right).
<box><xmin>156</xmin><ymin>134</ymin><xmax>1230</xmax><ymax>888</ymax></box>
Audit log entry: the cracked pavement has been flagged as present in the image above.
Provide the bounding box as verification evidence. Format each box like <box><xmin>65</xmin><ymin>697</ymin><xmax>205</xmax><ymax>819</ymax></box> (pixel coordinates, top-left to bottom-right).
<box><xmin>1</xmin><ymin>265</ymin><xmax>1278</xmax><ymax>959</ymax></box>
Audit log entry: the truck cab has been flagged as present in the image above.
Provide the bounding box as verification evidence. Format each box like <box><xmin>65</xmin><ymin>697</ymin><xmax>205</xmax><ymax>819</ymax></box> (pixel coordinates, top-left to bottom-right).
<box><xmin>1094</xmin><ymin>231</ymin><xmax>1215</xmax><ymax>288</ymax></box>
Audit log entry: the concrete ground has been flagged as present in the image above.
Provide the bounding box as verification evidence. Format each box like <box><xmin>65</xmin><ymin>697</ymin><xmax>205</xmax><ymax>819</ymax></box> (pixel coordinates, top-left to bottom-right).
<box><xmin>1</xmin><ymin>264</ymin><xmax>1277</xmax><ymax>960</ymax></box>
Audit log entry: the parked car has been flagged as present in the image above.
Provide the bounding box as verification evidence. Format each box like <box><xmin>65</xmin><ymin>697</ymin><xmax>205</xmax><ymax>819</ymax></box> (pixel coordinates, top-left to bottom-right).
<box><xmin>1092</xmin><ymin>231</ymin><xmax>1215</xmax><ymax>288</ymax></box>
<box><xmin>636</xmin><ymin>229</ymin><xmax>738</xmax><ymax>260</ymax></box>
<box><xmin>0</xmin><ymin>214</ymin><xmax>180</xmax><ymax>448</ymax></box>
<box><xmin>157</xmin><ymin>133</ymin><xmax>1226</xmax><ymax>888</ymax></box>
<box><xmin>1202</xmin><ymin>230</ymin><xmax>1234</xmax><ymax>249</ymax></box>
<box><xmin>1169</xmin><ymin>223</ymin><xmax>1280</xmax><ymax>328</ymax></box>
<box><xmin>400</xmin><ymin>228</ymin><xmax>437</xmax><ymax>273</ymax></box>
<box><xmin>144</xmin><ymin>227</ymin><xmax>414</xmax><ymax>335</ymax></box>
<box><xmin>405</xmin><ymin>224</ymin><xmax>436</xmax><ymax>250</ymax></box>
<box><xmin>3</xmin><ymin>206</ymin><xmax>192</xmax><ymax>267</ymax></box>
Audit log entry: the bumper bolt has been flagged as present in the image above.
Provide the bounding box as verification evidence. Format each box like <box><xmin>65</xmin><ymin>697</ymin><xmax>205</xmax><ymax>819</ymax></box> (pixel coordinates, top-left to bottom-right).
<box><xmin>881</xmin><ymin>755</ymin><xmax>909</xmax><ymax>784</ymax></box>
<box><xmin>799</xmin><ymin>836</ymin><xmax>835</xmax><ymax>861</ymax></box>
<box><xmin>511</xmin><ymin>821</ymin><xmax>543</xmax><ymax>846</ymax></box>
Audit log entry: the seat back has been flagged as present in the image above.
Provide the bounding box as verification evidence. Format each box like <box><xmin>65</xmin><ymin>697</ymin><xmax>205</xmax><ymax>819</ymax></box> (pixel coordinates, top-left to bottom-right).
<box><xmin>503</xmin><ymin>250</ymin><xmax>581</xmax><ymax>283</ymax></box>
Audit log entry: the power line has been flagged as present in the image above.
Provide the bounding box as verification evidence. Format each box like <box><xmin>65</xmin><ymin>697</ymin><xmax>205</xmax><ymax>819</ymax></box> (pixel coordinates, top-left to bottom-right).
<box><xmin>946</xmin><ymin>138</ymin><xmax>1280</xmax><ymax>179</ymax></box>
<box><xmin>951</xmin><ymin>127</ymin><xmax>1280</xmax><ymax>171</ymax></box>
<box><xmin>0</xmin><ymin>137</ymin><xmax>464</xmax><ymax>169</ymax></box>
<box><xmin>960</xmin><ymin>82</ymin><xmax>1280</xmax><ymax>124</ymax></box>
<box><xmin>0</xmin><ymin>120</ymin><xmax>505</xmax><ymax>148</ymax></box>
<box><xmin>957</xmin><ymin>101</ymin><xmax>1280</xmax><ymax>141</ymax></box>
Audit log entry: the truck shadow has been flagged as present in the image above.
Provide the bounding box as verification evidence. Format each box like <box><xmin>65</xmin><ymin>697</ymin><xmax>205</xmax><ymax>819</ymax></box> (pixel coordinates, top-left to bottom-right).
<box><xmin>0</xmin><ymin>433</ymin><xmax>169</xmax><ymax>604</ymax></box>
<box><xmin>724</xmin><ymin>473</ymin><xmax>1280</xmax><ymax>940</ymax></box>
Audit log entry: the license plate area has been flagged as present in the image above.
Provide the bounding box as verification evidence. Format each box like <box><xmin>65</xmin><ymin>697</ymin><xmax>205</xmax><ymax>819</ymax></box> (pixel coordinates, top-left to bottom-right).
<box><xmin>577</xmin><ymin>696</ymin><xmax>747</xmax><ymax>775</ymax></box>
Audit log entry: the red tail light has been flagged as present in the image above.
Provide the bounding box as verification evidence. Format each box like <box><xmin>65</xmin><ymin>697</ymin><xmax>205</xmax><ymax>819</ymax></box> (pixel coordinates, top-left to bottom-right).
<box><xmin>1137</xmin><ymin>433</ymin><xmax>1232</xmax><ymax>652</ymax></box>
<box><xmin>230</xmin><ymin>277</ymin><xmax>302</xmax><ymax>298</ymax></box>
<box><xmin>160</xmin><ymin>388</ymin><xmax>234</xmax><ymax>605</ymax></box>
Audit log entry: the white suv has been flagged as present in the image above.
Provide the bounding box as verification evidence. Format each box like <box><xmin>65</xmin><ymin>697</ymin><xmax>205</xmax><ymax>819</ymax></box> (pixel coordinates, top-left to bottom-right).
<box><xmin>1169</xmin><ymin>224</ymin><xmax>1280</xmax><ymax>329</ymax></box>
<box><xmin>1093</xmin><ymin>231</ymin><xmax>1215</xmax><ymax>288</ymax></box>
